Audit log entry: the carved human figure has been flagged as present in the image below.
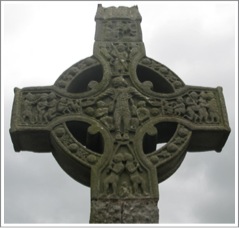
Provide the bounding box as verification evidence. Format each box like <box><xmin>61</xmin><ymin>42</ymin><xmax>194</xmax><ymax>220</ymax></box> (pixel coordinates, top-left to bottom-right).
<box><xmin>125</xmin><ymin>154</ymin><xmax>148</xmax><ymax>196</ymax></box>
<box><xmin>206</xmin><ymin>92</ymin><xmax>220</xmax><ymax>123</ymax></box>
<box><xmin>72</xmin><ymin>100</ymin><xmax>82</xmax><ymax>112</ymax></box>
<box><xmin>198</xmin><ymin>92</ymin><xmax>209</xmax><ymax>123</ymax></box>
<box><xmin>44</xmin><ymin>92</ymin><xmax>58</xmax><ymax>121</ymax></box>
<box><xmin>174</xmin><ymin>97</ymin><xmax>186</xmax><ymax>116</ymax></box>
<box><xmin>112</xmin><ymin>77</ymin><xmax>132</xmax><ymax>139</ymax></box>
<box><xmin>68</xmin><ymin>99</ymin><xmax>81</xmax><ymax>113</ymax></box>
<box><xmin>129</xmin><ymin>43</ymin><xmax>139</xmax><ymax>59</ymax></box>
<box><xmin>91</xmin><ymin>76</ymin><xmax>147</xmax><ymax>139</ymax></box>
<box><xmin>161</xmin><ymin>100</ymin><xmax>173</xmax><ymax>115</ymax></box>
<box><xmin>22</xmin><ymin>93</ymin><xmax>37</xmax><ymax>124</ymax></box>
<box><xmin>119</xmin><ymin>181</ymin><xmax>132</xmax><ymax>198</ymax></box>
<box><xmin>111</xmin><ymin>77</ymin><xmax>146</xmax><ymax>140</ymax></box>
<box><xmin>101</xmin><ymin>43</ymin><xmax>129</xmax><ymax>75</ymax></box>
<box><xmin>95</xmin><ymin>101</ymin><xmax>114</xmax><ymax>130</ymax></box>
<box><xmin>185</xmin><ymin>92</ymin><xmax>200</xmax><ymax>121</ymax></box>
<box><xmin>103</xmin><ymin>153</ymin><xmax>125</xmax><ymax>196</ymax></box>
<box><xmin>57</xmin><ymin>98</ymin><xmax>71</xmax><ymax>114</ymax></box>
<box><xmin>112</xmin><ymin>43</ymin><xmax>129</xmax><ymax>75</ymax></box>
<box><xmin>37</xmin><ymin>93</ymin><xmax>48</xmax><ymax>123</ymax></box>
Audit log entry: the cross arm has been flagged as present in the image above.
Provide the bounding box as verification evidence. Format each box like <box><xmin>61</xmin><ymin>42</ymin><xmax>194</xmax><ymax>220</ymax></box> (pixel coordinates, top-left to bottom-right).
<box><xmin>10</xmin><ymin>87</ymin><xmax>54</xmax><ymax>152</ymax></box>
<box><xmin>140</xmin><ymin>85</ymin><xmax>230</xmax><ymax>155</ymax></box>
<box><xmin>181</xmin><ymin>86</ymin><xmax>230</xmax><ymax>152</ymax></box>
<box><xmin>10</xmin><ymin>86</ymin><xmax>82</xmax><ymax>153</ymax></box>
<box><xmin>138</xmin><ymin>84</ymin><xmax>230</xmax><ymax>184</ymax></box>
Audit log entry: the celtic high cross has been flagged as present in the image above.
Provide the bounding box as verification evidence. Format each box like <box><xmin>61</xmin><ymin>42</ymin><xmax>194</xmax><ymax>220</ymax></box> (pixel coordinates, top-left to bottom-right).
<box><xmin>10</xmin><ymin>5</ymin><xmax>230</xmax><ymax>223</ymax></box>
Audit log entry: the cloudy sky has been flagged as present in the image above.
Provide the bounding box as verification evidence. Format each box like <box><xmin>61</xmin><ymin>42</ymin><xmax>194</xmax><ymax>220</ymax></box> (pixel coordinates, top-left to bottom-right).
<box><xmin>2</xmin><ymin>1</ymin><xmax>237</xmax><ymax>226</ymax></box>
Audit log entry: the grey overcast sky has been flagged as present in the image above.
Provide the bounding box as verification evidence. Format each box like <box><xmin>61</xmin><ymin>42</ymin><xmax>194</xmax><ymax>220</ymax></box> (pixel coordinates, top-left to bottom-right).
<box><xmin>2</xmin><ymin>1</ymin><xmax>237</xmax><ymax>226</ymax></box>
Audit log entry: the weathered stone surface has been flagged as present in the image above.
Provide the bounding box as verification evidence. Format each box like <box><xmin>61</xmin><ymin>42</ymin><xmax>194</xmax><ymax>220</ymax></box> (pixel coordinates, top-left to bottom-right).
<box><xmin>90</xmin><ymin>198</ymin><xmax>159</xmax><ymax>223</ymax></box>
<box><xmin>9</xmin><ymin>4</ymin><xmax>230</xmax><ymax>224</ymax></box>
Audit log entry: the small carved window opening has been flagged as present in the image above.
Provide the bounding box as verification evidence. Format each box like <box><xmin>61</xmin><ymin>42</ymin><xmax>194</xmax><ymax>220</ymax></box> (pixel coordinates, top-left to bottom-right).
<box><xmin>136</xmin><ymin>65</ymin><xmax>174</xmax><ymax>93</ymax></box>
<box><xmin>66</xmin><ymin>121</ymin><xmax>104</xmax><ymax>154</ymax></box>
<box><xmin>67</xmin><ymin>65</ymin><xmax>103</xmax><ymax>93</ymax></box>
<box><xmin>143</xmin><ymin>122</ymin><xmax>177</xmax><ymax>154</ymax></box>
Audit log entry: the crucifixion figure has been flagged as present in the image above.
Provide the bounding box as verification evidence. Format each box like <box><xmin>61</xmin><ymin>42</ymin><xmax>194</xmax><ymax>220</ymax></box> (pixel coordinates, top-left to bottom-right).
<box><xmin>10</xmin><ymin>5</ymin><xmax>230</xmax><ymax>223</ymax></box>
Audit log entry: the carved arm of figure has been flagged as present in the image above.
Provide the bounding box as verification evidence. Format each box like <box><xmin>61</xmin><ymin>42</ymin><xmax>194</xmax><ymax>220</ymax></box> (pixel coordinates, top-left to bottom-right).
<box><xmin>94</xmin><ymin>88</ymin><xmax>115</xmax><ymax>102</ymax></box>
<box><xmin>100</xmin><ymin>45</ymin><xmax>112</xmax><ymax>61</ymax></box>
<box><xmin>105</xmin><ymin>162</ymin><xmax>114</xmax><ymax>174</ymax></box>
<box><xmin>129</xmin><ymin>87</ymin><xmax>149</xmax><ymax>101</ymax></box>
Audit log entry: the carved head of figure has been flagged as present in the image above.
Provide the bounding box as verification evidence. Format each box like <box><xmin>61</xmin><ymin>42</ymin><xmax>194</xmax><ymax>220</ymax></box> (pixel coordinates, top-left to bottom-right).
<box><xmin>117</xmin><ymin>43</ymin><xmax>126</xmax><ymax>52</ymax></box>
<box><xmin>190</xmin><ymin>91</ymin><xmax>198</xmax><ymax>99</ymax></box>
<box><xmin>113</xmin><ymin>153</ymin><xmax>124</xmax><ymax>163</ymax></box>
<box><xmin>112</xmin><ymin>77</ymin><xmax>128</xmax><ymax>88</ymax></box>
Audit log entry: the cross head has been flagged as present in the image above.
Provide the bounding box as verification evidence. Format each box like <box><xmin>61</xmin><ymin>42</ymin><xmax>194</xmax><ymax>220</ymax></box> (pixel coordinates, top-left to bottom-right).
<box><xmin>10</xmin><ymin>5</ymin><xmax>230</xmax><ymax>223</ymax></box>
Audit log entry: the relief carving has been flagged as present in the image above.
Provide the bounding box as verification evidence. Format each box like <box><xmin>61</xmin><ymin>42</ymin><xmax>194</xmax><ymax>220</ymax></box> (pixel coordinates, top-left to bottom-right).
<box><xmin>103</xmin><ymin>153</ymin><xmax>125</xmax><ymax>197</ymax></box>
<box><xmin>101</xmin><ymin>146</ymin><xmax>149</xmax><ymax>199</ymax></box>
<box><xmin>103</xmin><ymin>20</ymin><xmax>138</xmax><ymax>41</ymax></box>
<box><xmin>125</xmin><ymin>153</ymin><xmax>148</xmax><ymax>196</ymax></box>
<box><xmin>183</xmin><ymin>91</ymin><xmax>220</xmax><ymax>123</ymax></box>
<box><xmin>99</xmin><ymin>42</ymin><xmax>140</xmax><ymax>76</ymax></box>
<box><xmin>147</xmin><ymin>91</ymin><xmax>221</xmax><ymax>124</ymax></box>
<box><xmin>82</xmin><ymin>76</ymin><xmax>151</xmax><ymax>140</ymax></box>
<box><xmin>20</xmin><ymin>87</ymin><xmax>220</xmax><ymax>127</ymax></box>
<box><xmin>21</xmin><ymin>92</ymin><xmax>81</xmax><ymax>125</ymax></box>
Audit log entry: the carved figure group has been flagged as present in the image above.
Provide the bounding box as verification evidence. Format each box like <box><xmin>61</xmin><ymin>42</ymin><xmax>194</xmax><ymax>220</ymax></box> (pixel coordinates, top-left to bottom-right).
<box><xmin>100</xmin><ymin>43</ymin><xmax>138</xmax><ymax>76</ymax></box>
<box><xmin>104</xmin><ymin>20</ymin><xmax>138</xmax><ymax>41</ymax></box>
<box><xmin>182</xmin><ymin>91</ymin><xmax>220</xmax><ymax>123</ymax></box>
<box><xmin>21</xmin><ymin>92</ymin><xmax>81</xmax><ymax>124</ymax></box>
<box><xmin>147</xmin><ymin>91</ymin><xmax>220</xmax><ymax>124</ymax></box>
<box><xmin>103</xmin><ymin>153</ymin><xmax>125</xmax><ymax>196</ymax></box>
<box><xmin>84</xmin><ymin>76</ymin><xmax>150</xmax><ymax>140</ymax></box>
<box><xmin>103</xmin><ymin>152</ymin><xmax>148</xmax><ymax>198</ymax></box>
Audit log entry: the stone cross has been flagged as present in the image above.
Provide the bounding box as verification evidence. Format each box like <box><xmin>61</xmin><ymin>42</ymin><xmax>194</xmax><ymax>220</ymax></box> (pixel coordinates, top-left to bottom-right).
<box><xmin>10</xmin><ymin>5</ymin><xmax>230</xmax><ymax>223</ymax></box>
